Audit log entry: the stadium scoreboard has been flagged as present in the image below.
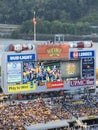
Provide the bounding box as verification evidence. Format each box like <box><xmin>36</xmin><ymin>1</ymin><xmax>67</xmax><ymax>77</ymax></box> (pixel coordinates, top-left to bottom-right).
<box><xmin>1</xmin><ymin>42</ymin><xmax>96</xmax><ymax>94</ymax></box>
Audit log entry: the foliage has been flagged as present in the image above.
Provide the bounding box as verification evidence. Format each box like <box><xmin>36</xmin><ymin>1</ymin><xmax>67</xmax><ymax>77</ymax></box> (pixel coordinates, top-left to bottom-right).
<box><xmin>0</xmin><ymin>0</ymin><xmax>98</xmax><ymax>24</ymax></box>
<box><xmin>0</xmin><ymin>0</ymin><xmax>98</xmax><ymax>36</ymax></box>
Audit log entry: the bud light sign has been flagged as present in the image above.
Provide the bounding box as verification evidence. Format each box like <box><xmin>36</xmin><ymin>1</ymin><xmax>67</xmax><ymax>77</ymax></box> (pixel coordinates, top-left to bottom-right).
<box><xmin>7</xmin><ymin>54</ymin><xmax>35</xmax><ymax>62</ymax></box>
<box><xmin>70</xmin><ymin>50</ymin><xmax>95</xmax><ymax>59</ymax></box>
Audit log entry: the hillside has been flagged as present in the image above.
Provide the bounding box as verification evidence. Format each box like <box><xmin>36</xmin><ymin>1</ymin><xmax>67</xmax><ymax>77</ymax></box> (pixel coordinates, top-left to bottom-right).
<box><xmin>0</xmin><ymin>0</ymin><xmax>98</xmax><ymax>39</ymax></box>
<box><xmin>0</xmin><ymin>0</ymin><xmax>98</xmax><ymax>25</ymax></box>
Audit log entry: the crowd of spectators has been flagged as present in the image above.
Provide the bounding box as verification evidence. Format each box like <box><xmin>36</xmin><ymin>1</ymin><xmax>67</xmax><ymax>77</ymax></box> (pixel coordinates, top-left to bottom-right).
<box><xmin>64</xmin><ymin>94</ymin><xmax>98</xmax><ymax>119</ymax></box>
<box><xmin>1</xmin><ymin>91</ymin><xmax>98</xmax><ymax>130</ymax></box>
<box><xmin>0</xmin><ymin>96</ymin><xmax>72</xmax><ymax>130</ymax></box>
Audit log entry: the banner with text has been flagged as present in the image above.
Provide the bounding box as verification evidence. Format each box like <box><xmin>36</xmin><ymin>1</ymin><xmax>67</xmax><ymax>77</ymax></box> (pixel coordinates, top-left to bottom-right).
<box><xmin>70</xmin><ymin>78</ymin><xmax>94</xmax><ymax>87</ymax></box>
<box><xmin>8</xmin><ymin>83</ymin><xmax>36</xmax><ymax>93</ymax></box>
<box><xmin>46</xmin><ymin>81</ymin><xmax>64</xmax><ymax>89</ymax></box>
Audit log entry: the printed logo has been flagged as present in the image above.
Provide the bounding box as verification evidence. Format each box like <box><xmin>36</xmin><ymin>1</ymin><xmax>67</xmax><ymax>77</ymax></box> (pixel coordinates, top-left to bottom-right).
<box><xmin>73</xmin><ymin>51</ymin><xmax>78</xmax><ymax>58</ymax></box>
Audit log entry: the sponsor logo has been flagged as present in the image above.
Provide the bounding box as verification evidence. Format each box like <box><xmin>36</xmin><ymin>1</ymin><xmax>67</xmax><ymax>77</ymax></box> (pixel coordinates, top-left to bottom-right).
<box><xmin>70</xmin><ymin>78</ymin><xmax>94</xmax><ymax>87</ymax></box>
<box><xmin>73</xmin><ymin>51</ymin><xmax>78</xmax><ymax>58</ymax></box>
<box><xmin>70</xmin><ymin>50</ymin><xmax>95</xmax><ymax>58</ymax></box>
<box><xmin>66</xmin><ymin>63</ymin><xmax>76</xmax><ymax>75</ymax></box>
<box><xmin>47</xmin><ymin>81</ymin><xmax>64</xmax><ymax>89</ymax></box>
<box><xmin>47</xmin><ymin>47</ymin><xmax>62</xmax><ymax>57</ymax></box>
<box><xmin>7</xmin><ymin>54</ymin><xmax>35</xmax><ymax>62</ymax></box>
<box><xmin>8</xmin><ymin>83</ymin><xmax>36</xmax><ymax>93</ymax></box>
<box><xmin>86</xmin><ymin>116</ymin><xmax>96</xmax><ymax>119</ymax></box>
<box><xmin>72</xmin><ymin>101</ymin><xmax>83</xmax><ymax>105</ymax></box>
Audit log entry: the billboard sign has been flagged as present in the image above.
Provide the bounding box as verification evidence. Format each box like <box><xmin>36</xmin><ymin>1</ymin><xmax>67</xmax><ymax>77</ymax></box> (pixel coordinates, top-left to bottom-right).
<box><xmin>8</xmin><ymin>83</ymin><xmax>36</xmax><ymax>93</ymax></box>
<box><xmin>70</xmin><ymin>50</ymin><xmax>95</xmax><ymax>59</ymax></box>
<box><xmin>69</xmin><ymin>49</ymin><xmax>96</xmax><ymax>81</ymax></box>
<box><xmin>46</xmin><ymin>81</ymin><xmax>64</xmax><ymax>89</ymax></box>
<box><xmin>70</xmin><ymin>78</ymin><xmax>95</xmax><ymax>87</ymax></box>
<box><xmin>7</xmin><ymin>62</ymin><xmax>21</xmax><ymax>83</ymax></box>
<box><xmin>37</xmin><ymin>44</ymin><xmax>69</xmax><ymax>60</ymax></box>
<box><xmin>82</xmin><ymin>58</ymin><xmax>95</xmax><ymax>78</ymax></box>
<box><xmin>7</xmin><ymin>54</ymin><xmax>35</xmax><ymax>62</ymax></box>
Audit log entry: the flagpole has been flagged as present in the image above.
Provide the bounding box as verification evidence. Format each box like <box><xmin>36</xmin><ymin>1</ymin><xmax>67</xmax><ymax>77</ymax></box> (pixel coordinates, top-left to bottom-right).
<box><xmin>33</xmin><ymin>11</ymin><xmax>36</xmax><ymax>41</ymax></box>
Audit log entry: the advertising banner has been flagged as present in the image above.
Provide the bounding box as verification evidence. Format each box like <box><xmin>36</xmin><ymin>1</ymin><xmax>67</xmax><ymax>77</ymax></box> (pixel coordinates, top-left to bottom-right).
<box><xmin>8</xmin><ymin>83</ymin><xmax>36</xmax><ymax>93</ymax></box>
<box><xmin>37</xmin><ymin>44</ymin><xmax>69</xmax><ymax>60</ymax></box>
<box><xmin>46</xmin><ymin>81</ymin><xmax>64</xmax><ymax>89</ymax></box>
<box><xmin>70</xmin><ymin>50</ymin><xmax>95</xmax><ymax>59</ymax></box>
<box><xmin>72</xmin><ymin>101</ymin><xmax>83</xmax><ymax>105</ymax></box>
<box><xmin>86</xmin><ymin>116</ymin><xmax>96</xmax><ymax>119</ymax></box>
<box><xmin>82</xmin><ymin>58</ymin><xmax>94</xmax><ymax>78</ymax></box>
<box><xmin>7</xmin><ymin>54</ymin><xmax>35</xmax><ymax>62</ymax></box>
<box><xmin>70</xmin><ymin>78</ymin><xmax>95</xmax><ymax>87</ymax></box>
<box><xmin>7</xmin><ymin>62</ymin><xmax>22</xmax><ymax>83</ymax></box>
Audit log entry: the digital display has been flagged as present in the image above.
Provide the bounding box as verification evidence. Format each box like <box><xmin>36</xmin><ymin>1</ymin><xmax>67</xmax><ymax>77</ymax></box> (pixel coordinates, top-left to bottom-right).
<box><xmin>22</xmin><ymin>61</ymin><xmax>61</xmax><ymax>85</ymax></box>
<box><xmin>23</xmin><ymin>61</ymin><xmax>35</xmax><ymax>83</ymax></box>
<box><xmin>61</xmin><ymin>60</ymin><xmax>80</xmax><ymax>79</ymax></box>
<box><xmin>82</xmin><ymin>58</ymin><xmax>94</xmax><ymax>78</ymax></box>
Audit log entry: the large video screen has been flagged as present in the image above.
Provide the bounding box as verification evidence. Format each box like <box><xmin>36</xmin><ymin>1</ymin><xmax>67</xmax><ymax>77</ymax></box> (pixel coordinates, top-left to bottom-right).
<box><xmin>60</xmin><ymin>60</ymin><xmax>80</xmax><ymax>79</ymax></box>
<box><xmin>22</xmin><ymin>61</ymin><xmax>61</xmax><ymax>85</ymax></box>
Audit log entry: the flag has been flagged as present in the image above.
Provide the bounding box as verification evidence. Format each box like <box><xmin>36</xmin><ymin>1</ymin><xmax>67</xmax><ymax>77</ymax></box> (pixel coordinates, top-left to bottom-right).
<box><xmin>33</xmin><ymin>18</ymin><xmax>37</xmax><ymax>26</ymax></box>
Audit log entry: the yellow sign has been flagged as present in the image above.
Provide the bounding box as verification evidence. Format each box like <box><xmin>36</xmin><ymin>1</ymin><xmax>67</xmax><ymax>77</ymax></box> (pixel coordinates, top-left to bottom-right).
<box><xmin>86</xmin><ymin>116</ymin><xmax>96</xmax><ymax>119</ymax></box>
<box><xmin>72</xmin><ymin>101</ymin><xmax>83</xmax><ymax>105</ymax></box>
<box><xmin>47</xmin><ymin>47</ymin><xmax>62</xmax><ymax>57</ymax></box>
<box><xmin>8</xmin><ymin>83</ymin><xmax>36</xmax><ymax>93</ymax></box>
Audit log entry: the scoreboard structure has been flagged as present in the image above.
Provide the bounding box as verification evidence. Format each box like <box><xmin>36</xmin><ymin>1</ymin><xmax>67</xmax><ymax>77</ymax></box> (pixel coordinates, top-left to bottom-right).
<box><xmin>69</xmin><ymin>49</ymin><xmax>95</xmax><ymax>88</ymax></box>
<box><xmin>1</xmin><ymin>42</ymin><xmax>96</xmax><ymax>94</ymax></box>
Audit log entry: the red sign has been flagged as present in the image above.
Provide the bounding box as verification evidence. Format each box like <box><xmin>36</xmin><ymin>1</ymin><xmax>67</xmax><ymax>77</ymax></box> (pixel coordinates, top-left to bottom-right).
<box><xmin>37</xmin><ymin>44</ymin><xmax>69</xmax><ymax>60</ymax></box>
<box><xmin>47</xmin><ymin>81</ymin><xmax>64</xmax><ymax>89</ymax></box>
<box><xmin>70</xmin><ymin>78</ymin><xmax>94</xmax><ymax>87</ymax></box>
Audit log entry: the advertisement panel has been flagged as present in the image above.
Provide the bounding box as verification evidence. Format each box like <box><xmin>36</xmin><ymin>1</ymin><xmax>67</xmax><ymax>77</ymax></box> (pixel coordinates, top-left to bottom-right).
<box><xmin>46</xmin><ymin>81</ymin><xmax>64</xmax><ymax>89</ymax></box>
<box><xmin>70</xmin><ymin>50</ymin><xmax>95</xmax><ymax>81</ymax></box>
<box><xmin>7</xmin><ymin>54</ymin><xmax>35</xmax><ymax>62</ymax></box>
<box><xmin>86</xmin><ymin>116</ymin><xmax>97</xmax><ymax>119</ymax></box>
<box><xmin>61</xmin><ymin>60</ymin><xmax>80</xmax><ymax>79</ymax></box>
<box><xmin>70</xmin><ymin>50</ymin><xmax>95</xmax><ymax>59</ymax></box>
<box><xmin>70</xmin><ymin>78</ymin><xmax>95</xmax><ymax>87</ymax></box>
<box><xmin>7</xmin><ymin>54</ymin><xmax>36</xmax><ymax>84</ymax></box>
<box><xmin>82</xmin><ymin>58</ymin><xmax>94</xmax><ymax>78</ymax></box>
<box><xmin>72</xmin><ymin>101</ymin><xmax>83</xmax><ymax>105</ymax></box>
<box><xmin>7</xmin><ymin>62</ymin><xmax>21</xmax><ymax>83</ymax></box>
<box><xmin>8</xmin><ymin>83</ymin><xmax>36</xmax><ymax>93</ymax></box>
<box><xmin>1</xmin><ymin>52</ymin><xmax>37</xmax><ymax>94</ymax></box>
<box><xmin>37</xmin><ymin>44</ymin><xmax>69</xmax><ymax>60</ymax></box>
